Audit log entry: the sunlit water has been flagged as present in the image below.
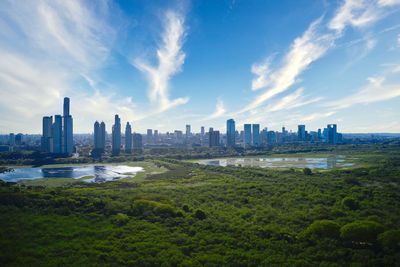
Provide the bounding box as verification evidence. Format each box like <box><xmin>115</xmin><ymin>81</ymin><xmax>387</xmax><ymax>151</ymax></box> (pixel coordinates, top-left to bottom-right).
<box><xmin>198</xmin><ymin>156</ymin><xmax>354</xmax><ymax>169</ymax></box>
<box><xmin>0</xmin><ymin>165</ymin><xmax>144</xmax><ymax>183</ymax></box>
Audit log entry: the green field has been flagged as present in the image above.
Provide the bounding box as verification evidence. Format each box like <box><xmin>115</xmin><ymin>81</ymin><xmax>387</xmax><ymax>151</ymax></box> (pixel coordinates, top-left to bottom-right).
<box><xmin>0</xmin><ymin>145</ymin><xmax>399</xmax><ymax>266</ymax></box>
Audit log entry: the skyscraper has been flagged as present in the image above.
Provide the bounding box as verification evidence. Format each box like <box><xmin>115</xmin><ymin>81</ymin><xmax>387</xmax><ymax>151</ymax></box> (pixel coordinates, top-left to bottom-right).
<box><xmin>41</xmin><ymin>116</ymin><xmax>53</xmax><ymax>152</ymax></box>
<box><xmin>112</xmin><ymin>115</ymin><xmax>121</xmax><ymax>156</ymax></box>
<box><xmin>209</xmin><ymin>128</ymin><xmax>220</xmax><ymax>147</ymax></box>
<box><xmin>100</xmin><ymin>122</ymin><xmax>106</xmax><ymax>151</ymax></box>
<box><xmin>133</xmin><ymin>133</ymin><xmax>143</xmax><ymax>154</ymax></box>
<box><xmin>52</xmin><ymin>115</ymin><xmax>62</xmax><ymax>154</ymax></box>
<box><xmin>125</xmin><ymin>122</ymin><xmax>132</xmax><ymax>153</ymax></box>
<box><xmin>63</xmin><ymin>97</ymin><xmax>73</xmax><ymax>155</ymax></box>
<box><xmin>298</xmin><ymin>125</ymin><xmax>306</xmax><ymax>141</ymax></box>
<box><xmin>94</xmin><ymin>121</ymin><xmax>101</xmax><ymax>149</ymax></box>
<box><xmin>252</xmin><ymin>124</ymin><xmax>260</xmax><ymax>147</ymax></box>
<box><xmin>226</xmin><ymin>119</ymin><xmax>236</xmax><ymax>148</ymax></box>
<box><xmin>186</xmin><ymin>124</ymin><xmax>191</xmax><ymax>138</ymax></box>
<box><xmin>201</xmin><ymin>126</ymin><xmax>205</xmax><ymax>136</ymax></box>
<box><xmin>244</xmin><ymin>124</ymin><xmax>252</xmax><ymax>148</ymax></box>
<box><xmin>146</xmin><ymin>129</ymin><xmax>153</xmax><ymax>144</ymax></box>
<box><xmin>327</xmin><ymin>124</ymin><xmax>338</xmax><ymax>144</ymax></box>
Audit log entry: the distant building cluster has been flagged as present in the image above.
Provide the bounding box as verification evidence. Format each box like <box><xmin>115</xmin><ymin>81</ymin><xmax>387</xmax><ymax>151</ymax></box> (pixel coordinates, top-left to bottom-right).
<box><xmin>0</xmin><ymin>96</ymin><xmax>358</xmax><ymax>156</ymax></box>
<box><xmin>40</xmin><ymin>97</ymin><xmax>74</xmax><ymax>155</ymax></box>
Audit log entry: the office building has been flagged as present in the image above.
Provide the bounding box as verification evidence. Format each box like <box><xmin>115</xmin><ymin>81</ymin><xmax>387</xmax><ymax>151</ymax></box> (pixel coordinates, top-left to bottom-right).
<box><xmin>252</xmin><ymin>124</ymin><xmax>260</xmax><ymax>147</ymax></box>
<box><xmin>243</xmin><ymin>124</ymin><xmax>252</xmax><ymax>148</ymax></box>
<box><xmin>226</xmin><ymin>119</ymin><xmax>236</xmax><ymax>147</ymax></box>
<box><xmin>133</xmin><ymin>133</ymin><xmax>143</xmax><ymax>154</ymax></box>
<box><xmin>327</xmin><ymin>124</ymin><xmax>338</xmax><ymax>144</ymax></box>
<box><xmin>15</xmin><ymin>133</ymin><xmax>23</xmax><ymax>146</ymax></box>
<box><xmin>41</xmin><ymin>116</ymin><xmax>53</xmax><ymax>152</ymax></box>
<box><xmin>186</xmin><ymin>124</ymin><xmax>191</xmax><ymax>138</ymax></box>
<box><xmin>209</xmin><ymin>128</ymin><xmax>220</xmax><ymax>147</ymax></box>
<box><xmin>146</xmin><ymin>129</ymin><xmax>153</xmax><ymax>144</ymax></box>
<box><xmin>52</xmin><ymin>115</ymin><xmax>62</xmax><ymax>154</ymax></box>
<box><xmin>112</xmin><ymin>115</ymin><xmax>121</xmax><ymax>155</ymax></box>
<box><xmin>63</xmin><ymin>97</ymin><xmax>74</xmax><ymax>155</ymax></box>
<box><xmin>298</xmin><ymin>125</ymin><xmax>306</xmax><ymax>141</ymax></box>
<box><xmin>125</xmin><ymin>122</ymin><xmax>132</xmax><ymax>153</ymax></box>
<box><xmin>94</xmin><ymin>121</ymin><xmax>106</xmax><ymax>153</ymax></box>
<box><xmin>100</xmin><ymin>122</ymin><xmax>106</xmax><ymax>151</ymax></box>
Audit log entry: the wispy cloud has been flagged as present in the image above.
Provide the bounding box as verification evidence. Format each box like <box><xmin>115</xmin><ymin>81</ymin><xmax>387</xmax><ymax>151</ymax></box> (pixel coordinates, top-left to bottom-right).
<box><xmin>326</xmin><ymin>75</ymin><xmax>400</xmax><ymax>110</ymax></box>
<box><xmin>242</xmin><ymin>18</ymin><xmax>334</xmax><ymax>113</ymax></box>
<box><xmin>133</xmin><ymin>10</ymin><xmax>189</xmax><ymax>112</ymax></box>
<box><xmin>241</xmin><ymin>0</ymin><xmax>400</xmax><ymax>116</ymax></box>
<box><xmin>0</xmin><ymin>0</ymin><xmax>131</xmax><ymax>133</ymax></box>
<box><xmin>265</xmin><ymin>88</ymin><xmax>323</xmax><ymax>112</ymax></box>
<box><xmin>200</xmin><ymin>98</ymin><xmax>226</xmax><ymax>121</ymax></box>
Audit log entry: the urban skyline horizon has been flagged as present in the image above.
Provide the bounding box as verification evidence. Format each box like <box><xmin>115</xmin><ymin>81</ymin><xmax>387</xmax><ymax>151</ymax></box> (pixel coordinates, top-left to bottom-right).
<box><xmin>4</xmin><ymin>96</ymin><xmax>399</xmax><ymax>136</ymax></box>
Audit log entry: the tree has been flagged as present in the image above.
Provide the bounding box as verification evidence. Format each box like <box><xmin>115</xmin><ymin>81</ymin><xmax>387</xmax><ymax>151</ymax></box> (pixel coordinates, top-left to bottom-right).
<box><xmin>303</xmin><ymin>220</ymin><xmax>341</xmax><ymax>239</ymax></box>
<box><xmin>340</xmin><ymin>221</ymin><xmax>384</xmax><ymax>244</ymax></box>
<box><xmin>194</xmin><ymin>209</ymin><xmax>206</xmax><ymax>220</ymax></box>
<box><xmin>378</xmin><ymin>230</ymin><xmax>400</xmax><ymax>249</ymax></box>
<box><xmin>303</xmin><ymin>168</ymin><xmax>312</xmax><ymax>175</ymax></box>
<box><xmin>341</xmin><ymin>197</ymin><xmax>359</xmax><ymax>210</ymax></box>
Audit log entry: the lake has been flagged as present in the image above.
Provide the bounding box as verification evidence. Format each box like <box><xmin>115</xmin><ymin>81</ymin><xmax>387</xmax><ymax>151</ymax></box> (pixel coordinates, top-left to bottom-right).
<box><xmin>198</xmin><ymin>156</ymin><xmax>354</xmax><ymax>169</ymax></box>
<box><xmin>0</xmin><ymin>165</ymin><xmax>144</xmax><ymax>183</ymax></box>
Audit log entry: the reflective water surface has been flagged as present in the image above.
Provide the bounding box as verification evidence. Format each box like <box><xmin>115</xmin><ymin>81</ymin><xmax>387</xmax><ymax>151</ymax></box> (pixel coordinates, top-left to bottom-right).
<box><xmin>198</xmin><ymin>156</ymin><xmax>354</xmax><ymax>169</ymax></box>
<box><xmin>0</xmin><ymin>165</ymin><xmax>143</xmax><ymax>183</ymax></box>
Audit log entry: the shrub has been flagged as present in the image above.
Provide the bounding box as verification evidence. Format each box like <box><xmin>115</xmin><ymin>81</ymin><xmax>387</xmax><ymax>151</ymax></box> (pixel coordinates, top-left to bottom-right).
<box><xmin>303</xmin><ymin>168</ymin><xmax>312</xmax><ymax>175</ymax></box>
<box><xmin>341</xmin><ymin>197</ymin><xmax>359</xmax><ymax>210</ymax></box>
<box><xmin>378</xmin><ymin>230</ymin><xmax>400</xmax><ymax>249</ymax></box>
<box><xmin>340</xmin><ymin>220</ymin><xmax>384</xmax><ymax>243</ymax></box>
<box><xmin>194</xmin><ymin>209</ymin><xmax>206</xmax><ymax>220</ymax></box>
<box><xmin>112</xmin><ymin>213</ymin><xmax>129</xmax><ymax>226</ymax></box>
<box><xmin>303</xmin><ymin>220</ymin><xmax>340</xmax><ymax>239</ymax></box>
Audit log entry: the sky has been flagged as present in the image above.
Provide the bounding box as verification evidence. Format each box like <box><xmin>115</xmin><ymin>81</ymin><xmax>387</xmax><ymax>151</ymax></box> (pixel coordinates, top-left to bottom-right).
<box><xmin>1</xmin><ymin>0</ymin><xmax>400</xmax><ymax>134</ymax></box>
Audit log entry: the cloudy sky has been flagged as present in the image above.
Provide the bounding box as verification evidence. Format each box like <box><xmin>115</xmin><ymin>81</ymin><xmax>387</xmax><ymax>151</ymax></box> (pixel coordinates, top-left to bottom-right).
<box><xmin>1</xmin><ymin>0</ymin><xmax>400</xmax><ymax>134</ymax></box>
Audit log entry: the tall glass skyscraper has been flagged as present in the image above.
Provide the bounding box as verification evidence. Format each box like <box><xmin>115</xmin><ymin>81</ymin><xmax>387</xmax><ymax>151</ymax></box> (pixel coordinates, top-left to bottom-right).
<box><xmin>252</xmin><ymin>124</ymin><xmax>260</xmax><ymax>147</ymax></box>
<box><xmin>52</xmin><ymin>115</ymin><xmax>62</xmax><ymax>154</ymax></box>
<box><xmin>41</xmin><ymin>116</ymin><xmax>53</xmax><ymax>152</ymax></box>
<box><xmin>244</xmin><ymin>124</ymin><xmax>252</xmax><ymax>148</ymax></box>
<box><xmin>63</xmin><ymin>97</ymin><xmax>73</xmax><ymax>155</ymax></box>
<box><xmin>298</xmin><ymin>125</ymin><xmax>306</xmax><ymax>141</ymax></box>
<box><xmin>112</xmin><ymin>115</ymin><xmax>121</xmax><ymax>155</ymax></box>
<box><xmin>125</xmin><ymin>122</ymin><xmax>132</xmax><ymax>153</ymax></box>
<box><xmin>226</xmin><ymin>119</ymin><xmax>236</xmax><ymax>147</ymax></box>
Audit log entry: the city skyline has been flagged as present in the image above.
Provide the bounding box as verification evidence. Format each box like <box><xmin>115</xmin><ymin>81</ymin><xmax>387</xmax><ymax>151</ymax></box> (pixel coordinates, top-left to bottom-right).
<box><xmin>1</xmin><ymin>0</ymin><xmax>400</xmax><ymax>134</ymax></box>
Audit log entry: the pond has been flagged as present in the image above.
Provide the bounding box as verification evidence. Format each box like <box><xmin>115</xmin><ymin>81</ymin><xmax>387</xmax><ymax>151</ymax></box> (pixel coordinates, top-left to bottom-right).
<box><xmin>0</xmin><ymin>165</ymin><xmax>144</xmax><ymax>183</ymax></box>
<box><xmin>198</xmin><ymin>156</ymin><xmax>354</xmax><ymax>169</ymax></box>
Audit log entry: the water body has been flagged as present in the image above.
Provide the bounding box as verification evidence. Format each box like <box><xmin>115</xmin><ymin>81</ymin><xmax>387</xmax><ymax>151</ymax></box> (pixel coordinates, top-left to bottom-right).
<box><xmin>0</xmin><ymin>165</ymin><xmax>144</xmax><ymax>183</ymax></box>
<box><xmin>198</xmin><ymin>156</ymin><xmax>354</xmax><ymax>169</ymax></box>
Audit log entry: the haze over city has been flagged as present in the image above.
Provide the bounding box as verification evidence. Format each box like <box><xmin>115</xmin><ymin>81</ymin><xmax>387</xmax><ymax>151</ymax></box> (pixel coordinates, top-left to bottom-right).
<box><xmin>1</xmin><ymin>0</ymin><xmax>400</xmax><ymax>134</ymax></box>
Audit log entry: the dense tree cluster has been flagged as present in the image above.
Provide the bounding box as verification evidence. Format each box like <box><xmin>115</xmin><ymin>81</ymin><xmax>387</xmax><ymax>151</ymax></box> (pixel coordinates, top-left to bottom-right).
<box><xmin>0</xmin><ymin>145</ymin><xmax>399</xmax><ymax>266</ymax></box>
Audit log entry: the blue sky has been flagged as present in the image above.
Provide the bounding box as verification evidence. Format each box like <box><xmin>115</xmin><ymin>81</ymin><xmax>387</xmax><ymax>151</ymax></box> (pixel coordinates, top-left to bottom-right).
<box><xmin>1</xmin><ymin>0</ymin><xmax>400</xmax><ymax>134</ymax></box>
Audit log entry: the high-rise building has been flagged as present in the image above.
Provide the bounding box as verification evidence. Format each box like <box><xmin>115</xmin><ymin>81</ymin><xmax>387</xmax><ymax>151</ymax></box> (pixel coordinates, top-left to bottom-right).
<box><xmin>100</xmin><ymin>122</ymin><xmax>106</xmax><ymax>151</ymax></box>
<box><xmin>112</xmin><ymin>115</ymin><xmax>121</xmax><ymax>155</ymax></box>
<box><xmin>125</xmin><ymin>122</ymin><xmax>132</xmax><ymax>153</ymax></box>
<box><xmin>201</xmin><ymin>126</ymin><xmax>205</xmax><ymax>136</ymax></box>
<box><xmin>94</xmin><ymin>121</ymin><xmax>101</xmax><ymax>150</ymax></box>
<box><xmin>186</xmin><ymin>124</ymin><xmax>191</xmax><ymax>138</ymax></box>
<box><xmin>297</xmin><ymin>125</ymin><xmax>306</xmax><ymax>141</ymax></box>
<box><xmin>209</xmin><ymin>128</ymin><xmax>220</xmax><ymax>147</ymax></box>
<box><xmin>41</xmin><ymin>116</ymin><xmax>53</xmax><ymax>152</ymax></box>
<box><xmin>327</xmin><ymin>124</ymin><xmax>338</xmax><ymax>144</ymax></box>
<box><xmin>252</xmin><ymin>124</ymin><xmax>260</xmax><ymax>147</ymax></box>
<box><xmin>52</xmin><ymin>115</ymin><xmax>62</xmax><ymax>154</ymax></box>
<box><xmin>146</xmin><ymin>129</ymin><xmax>153</xmax><ymax>144</ymax></box>
<box><xmin>9</xmin><ymin>133</ymin><xmax>15</xmax><ymax>146</ymax></box>
<box><xmin>63</xmin><ymin>97</ymin><xmax>73</xmax><ymax>155</ymax></box>
<box><xmin>243</xmin><ymin>124</ymin><xmax>252</xmax><ymax>148</ymax></box>
<box><xmin>15</xmin><ymin>133</ymin><xmax>23</xmax><ymax>146</ymax></box>
<box><xmin>226</xmin><ymin>119</ymin><xmax>236</xmax><ymax>147</ymax></box>
<box><xmin>133</xmin><ymin>133</ymin><xmax>143</xmax><ymax>154</ymax></box>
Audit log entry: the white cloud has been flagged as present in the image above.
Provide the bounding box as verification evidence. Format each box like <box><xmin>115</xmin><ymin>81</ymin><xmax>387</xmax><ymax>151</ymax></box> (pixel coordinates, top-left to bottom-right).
<box><xmin>327</xmin><ymin>75</ymin><xmax>400</xmax><ymax>109</ymax></box>
<box><xmin>200</xmin><ymin>98</ymin><xmax>226</xmax><ymax>121</ymax></box>
<box><xmin>133</xmin><ymin>10</ymin><xmax>189</xmax><ymax>112</ymax></box>
<box><xmin>0</xmin><ymin>0</ymin><xmax>132</xmax><ymax>133</ymax></box>
<box><xmin>265</xmin><ymin>88</ymin><xmax>323</xmax><ymax>112</ymax></box>
<box><xmin>242</xmin><ymin>18</ymin><xmax>334</xmax><ymax>113</ymax></box>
